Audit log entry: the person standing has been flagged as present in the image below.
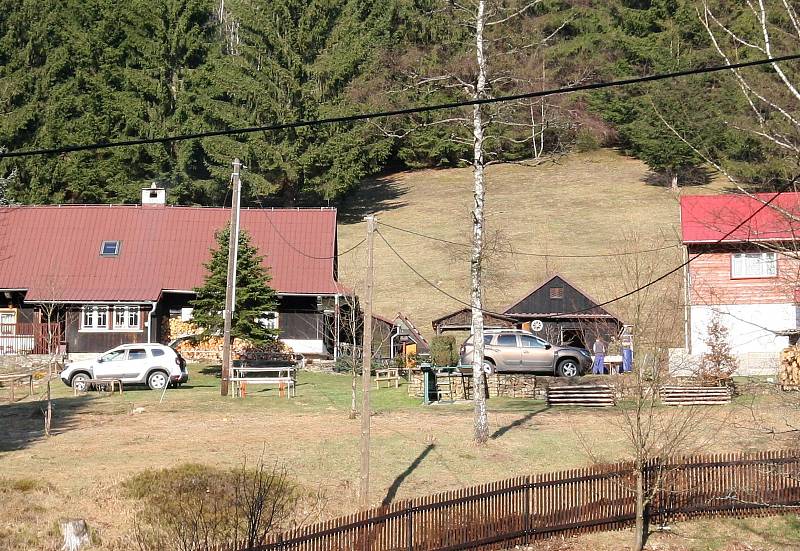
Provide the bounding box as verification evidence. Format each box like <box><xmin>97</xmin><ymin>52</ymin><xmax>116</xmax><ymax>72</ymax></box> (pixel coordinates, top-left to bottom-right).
<box><xmin>592</xmin><ymin>336</ymin><xmax>606</xmax><ymax>375</ymax></box>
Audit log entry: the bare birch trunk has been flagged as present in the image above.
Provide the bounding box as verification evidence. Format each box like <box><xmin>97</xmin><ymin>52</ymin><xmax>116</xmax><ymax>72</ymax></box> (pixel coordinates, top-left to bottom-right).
<box><xmin>471</xmin><ymin>0</ymin><xmax>489</xmax><ymax>445</ymax></box>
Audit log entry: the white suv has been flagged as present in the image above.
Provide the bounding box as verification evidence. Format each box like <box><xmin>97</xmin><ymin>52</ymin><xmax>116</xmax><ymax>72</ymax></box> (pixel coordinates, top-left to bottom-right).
<box><xmin>61</xmin><ymin>344</ymin><xmax>188</xmax><ymax>391</ymax></box>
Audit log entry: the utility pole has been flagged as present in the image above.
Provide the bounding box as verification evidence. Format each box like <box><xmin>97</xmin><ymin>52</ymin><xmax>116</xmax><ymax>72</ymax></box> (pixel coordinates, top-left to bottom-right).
<box><xmin>359</xmin><ymin>214</ymin><xmax>376</xmax><ymax>509</ymax></box>
<box><xmin>221</xmin><ymin>158</ymin><xmax>242</xmax><ymax>397</ymax></box>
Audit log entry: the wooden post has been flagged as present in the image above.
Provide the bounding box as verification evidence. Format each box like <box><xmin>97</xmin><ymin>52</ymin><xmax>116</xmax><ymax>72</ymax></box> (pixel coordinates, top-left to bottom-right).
<box><xmin>360</xmin><ymin>214</ymin><xmax>376</xmax><ymax>509</ymax></box>
<box><xmin>221</xmin><ymin>158</ymin><xmax>242</xmax><ymax>397</ymax></box>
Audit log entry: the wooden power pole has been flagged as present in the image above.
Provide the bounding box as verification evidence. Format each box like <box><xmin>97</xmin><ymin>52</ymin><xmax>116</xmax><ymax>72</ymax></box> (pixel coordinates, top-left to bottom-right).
<box><xmin>359</xmin><ymin>214</ymin><xmax>376</xmax><ymax>508</ymax></box>
<box><xmin>221</xmin><ymin>158</ymin><xmax>242</xmax><ymax>397</ymax></box>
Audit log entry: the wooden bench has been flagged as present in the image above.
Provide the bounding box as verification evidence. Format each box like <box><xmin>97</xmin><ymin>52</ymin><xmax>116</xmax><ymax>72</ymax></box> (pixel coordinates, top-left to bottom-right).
<box><xmin>231</xmin><ymin>366</ymin><xmax>296</xmax><ymax>398</ymax></box>
<box><xmin>374</xmin><ymin>367</ymin><xmax>400</xmax><ymax>389</ymax></box>
<box><xmin>0</xmin><ymin>373</ymin><xmax>34</xmax><ymax>403</ymax></box>
<box><xmin>660</xmin><ymin>385</ymin><xmax>731</xmax><ymax>406</ymax></box>
<box><xmin>73</xmin><ymin>378</ymin><xmax>123</xmax><ymax>396</ymax></box>
<box><xmin>546</xmin><ymin>384</ymin><xmax>616</xmax><ymax>407</ymax></box>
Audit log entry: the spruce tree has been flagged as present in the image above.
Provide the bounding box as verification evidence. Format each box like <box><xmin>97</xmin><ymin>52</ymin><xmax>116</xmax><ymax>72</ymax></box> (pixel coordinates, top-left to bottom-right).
<box><xmin>191</xmin><ymin>225</ymin><xmax>278</xmax><ymax>345</ymax></box>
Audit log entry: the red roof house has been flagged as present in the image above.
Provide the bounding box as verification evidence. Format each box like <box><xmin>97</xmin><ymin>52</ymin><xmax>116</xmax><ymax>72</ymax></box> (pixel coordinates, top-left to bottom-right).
<box><xmin>0</xmin><ymin>187</ymin><xmax>348</xmax><ymax>356</ymax></box>
<box><xmin>680</xmin><ymin>192</ymin><xmax>800</xmax><ymax>368</ymax></box>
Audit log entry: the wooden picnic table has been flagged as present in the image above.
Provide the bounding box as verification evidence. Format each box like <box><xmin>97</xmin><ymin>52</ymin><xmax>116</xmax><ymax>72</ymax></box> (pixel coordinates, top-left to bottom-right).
<box><xmin>230</xmin><ymin>365</ymin><xmax>296</xmax><ymax>398</ymax></box>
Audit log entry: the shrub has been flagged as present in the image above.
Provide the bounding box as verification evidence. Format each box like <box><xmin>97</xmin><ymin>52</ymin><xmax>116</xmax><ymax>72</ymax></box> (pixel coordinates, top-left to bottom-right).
<box><xmin>127</xmin><ymin>461</ymin><xmax>297</xmax><ymax>551</ymax></box>
<box><xmin>698</xmin><ymin>315</ymin><xmax>738</xmax><ymax>385</ymax></box>
<box><xmin>430</xmin><ymin>336</ymin><xmax>458</xmax><ymax>367</ymax></box>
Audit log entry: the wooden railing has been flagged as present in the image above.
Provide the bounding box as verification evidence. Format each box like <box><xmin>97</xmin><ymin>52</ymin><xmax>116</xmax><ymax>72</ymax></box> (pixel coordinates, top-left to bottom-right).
<box><xmin>237</xmin><ymin>449</ymin><xmax>800</xmax><ymax>551</ymax></box>
<box><xmin>0</xmin><ymin>323</ymin><xmax>62</xmax><ymax>355</ymax></box>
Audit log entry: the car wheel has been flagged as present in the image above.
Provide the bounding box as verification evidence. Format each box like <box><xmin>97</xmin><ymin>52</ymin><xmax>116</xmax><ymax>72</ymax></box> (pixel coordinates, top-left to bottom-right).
<box><xmin>557</xmin><ymin>359</ymin><xmax>580</xmax><ymax>378</ymax></box>
<box><xmin>71</xmin><ymin>373</ymin><xmax>90</xmax><ymax>392</ymax></box>
<box><xmin>482</xmin><ymin>360</ymin><xmax>495</xmax><ymax>375</ymax></box>
<box><xmin>147</xmin><ymin>371</ymin><xmax>168</xmax><ymax>390</ymax></box>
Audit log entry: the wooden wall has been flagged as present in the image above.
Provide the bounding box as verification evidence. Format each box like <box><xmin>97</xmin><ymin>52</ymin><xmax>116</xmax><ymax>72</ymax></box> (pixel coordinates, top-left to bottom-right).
<box><xmin>688</xmin><ymin>247</ymin><xmax>800</xmax><ymax>305</ymax></box>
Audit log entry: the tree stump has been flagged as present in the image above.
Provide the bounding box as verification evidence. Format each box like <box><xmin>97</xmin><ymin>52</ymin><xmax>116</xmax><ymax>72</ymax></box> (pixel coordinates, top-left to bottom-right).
<box><xmin>60</xmin><ymin>519</ymin><xmax>90</xmax><ymax>551</ymax></box>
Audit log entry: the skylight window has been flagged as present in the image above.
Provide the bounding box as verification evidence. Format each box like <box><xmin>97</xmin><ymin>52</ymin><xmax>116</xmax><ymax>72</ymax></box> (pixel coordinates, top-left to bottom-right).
<box><xmin>100</xmin><ymin>240</ymin><xmax>120</xmax><ymax>257</ymax></box>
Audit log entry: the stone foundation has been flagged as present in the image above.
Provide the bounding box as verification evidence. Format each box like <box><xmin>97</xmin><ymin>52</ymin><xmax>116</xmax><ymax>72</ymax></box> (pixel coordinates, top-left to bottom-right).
<box><xmin>0</xmin><ymin>354</ymin><xmax>64</xmax><ymax>374</ymax></box>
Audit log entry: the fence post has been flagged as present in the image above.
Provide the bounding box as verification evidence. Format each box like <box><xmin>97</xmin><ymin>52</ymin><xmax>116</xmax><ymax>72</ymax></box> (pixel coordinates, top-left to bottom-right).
<box><xmin>407</xmin><ymin>507</ymin><xmax>414</xmax><ymax>551</ymax></box>
<box><xmin>524</xmin><ymin>477</ymin><xmax>531</xmax><ymax>541</ymax></box>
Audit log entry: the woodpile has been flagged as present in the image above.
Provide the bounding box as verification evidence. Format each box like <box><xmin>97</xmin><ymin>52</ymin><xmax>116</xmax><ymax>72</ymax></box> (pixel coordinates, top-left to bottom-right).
<box><xmin>169</xmin><ymin>317</ymin><xmax>289</xmax><ymax>362</ymax></box>
<box><xmin>779</xmin><ymin>346</ymin><xmax>800</xmax><ymax>389</ymax></box>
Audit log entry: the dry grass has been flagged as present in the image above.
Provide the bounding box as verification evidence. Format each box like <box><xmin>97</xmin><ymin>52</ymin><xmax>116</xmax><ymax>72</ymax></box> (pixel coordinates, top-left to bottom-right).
<box><xmin>336</xmin><ymin>149</ymin><xmax>727</xmax><ymax>335</ymax></box>
<box><xmin>1</xmin><ymin>366</ymin><xmax>798</xmax><ymax>549</ymax></box>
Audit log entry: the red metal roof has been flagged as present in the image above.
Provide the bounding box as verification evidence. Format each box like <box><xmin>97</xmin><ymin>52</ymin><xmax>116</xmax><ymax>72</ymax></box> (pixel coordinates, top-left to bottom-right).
<box><xmin>0</xmin><ymin>205</ymin><xmax>341</xmax><ymax>301</ymax></box>
<box><xmin>681</xmin><ymin>192</ymin><xmax>800</xmax><ymax>244</ymax></box>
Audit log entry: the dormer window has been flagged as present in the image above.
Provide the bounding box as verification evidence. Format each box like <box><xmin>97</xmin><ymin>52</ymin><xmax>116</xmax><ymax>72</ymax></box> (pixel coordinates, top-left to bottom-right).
<box><xmin>100</xmin><ymin>240</ymin><xmax>120</xmax><ymax>257</ymax></box>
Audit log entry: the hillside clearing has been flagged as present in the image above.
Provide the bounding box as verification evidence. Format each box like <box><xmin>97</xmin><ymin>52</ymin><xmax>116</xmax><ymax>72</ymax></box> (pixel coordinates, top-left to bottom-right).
<box><xmin>336</xmin><ymin>149</ymin><xmax>727</xmax><ymax>338</ymax></box>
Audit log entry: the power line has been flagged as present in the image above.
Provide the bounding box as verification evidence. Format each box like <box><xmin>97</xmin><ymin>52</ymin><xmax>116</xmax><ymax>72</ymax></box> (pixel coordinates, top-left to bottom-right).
<box><xmin>379</xmin><ymin>221</ymin><xmax>680</xmax><ymax>258</ymax></box>
<box><xmin>3</xmin><ymin>54</ymin><xmax>799</xmax><ymax>160</ymax></box>
<box><xmin>377</xmin><ymin>182</ymin><xmax>795</xmax><ymax>317</ymax></box>
<box><xmin>261</xmin><ymin>210</ymin><xmax>366</xmax><ymax>259</ymax></box>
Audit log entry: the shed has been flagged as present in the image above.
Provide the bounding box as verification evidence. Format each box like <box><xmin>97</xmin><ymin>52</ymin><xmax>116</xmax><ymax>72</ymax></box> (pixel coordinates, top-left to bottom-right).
<box><xmin>431</xmin><ymin>274</ymin><xmax>623</xmax><ymax>349</ymax></box>
<box><xmin>431</xmin><ymin>308</ymin><xmax>518</xmax><ymax>334</ymax></box>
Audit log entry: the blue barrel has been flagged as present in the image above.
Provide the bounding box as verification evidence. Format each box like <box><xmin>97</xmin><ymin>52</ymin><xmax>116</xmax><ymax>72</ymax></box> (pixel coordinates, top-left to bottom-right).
<box><xmin>622</xmin><ymin>348</ymin><xmax>633</xmax><ymax>373</ymax></box>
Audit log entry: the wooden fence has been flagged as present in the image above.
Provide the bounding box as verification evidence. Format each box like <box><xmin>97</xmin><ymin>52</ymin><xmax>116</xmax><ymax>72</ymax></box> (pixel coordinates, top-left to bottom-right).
<box><xmin>0</xmin><ymin>323</ymin><xmax>61</xmax><ymax>355</ymax></box>
<box><xmin>240</xmin><ymin>449</ymin><xmax>800</xmax><ymax>551</ymax></box>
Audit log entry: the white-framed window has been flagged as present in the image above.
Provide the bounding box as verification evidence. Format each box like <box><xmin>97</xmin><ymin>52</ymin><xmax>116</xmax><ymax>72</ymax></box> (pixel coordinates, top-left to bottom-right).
<box><xmin>81</xmin><ymin>306</ymin><xmax>109</xmax><ymax>329</ymax></box>
<box><xmin>113</xmin><ymin>306</ymin><xmax>140</xmax><ymax>330</ymax></box>
<box><xmin>0</xmin><ymin>309</ymin><xmax>16</xmax><ymax>336</ymax></box>
<box><xmin>258</xmin><ymin>311</ymin><xmax>279</xmax><ymax>330</ymax></box>
<box><xmin>731</xmin><ymin>252</ymin><xmax>777</xmax><ymax>279</ymax></box>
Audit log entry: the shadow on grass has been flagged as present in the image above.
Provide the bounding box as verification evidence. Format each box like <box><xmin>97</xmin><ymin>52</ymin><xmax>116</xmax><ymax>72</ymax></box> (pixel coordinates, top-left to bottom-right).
<box><xmin>336</xmin><ymin>175</ymin><xmax>408</xmax><ymax>224</ymax></box>
<box><xmin>199</xmin><ymin>365</ymin><xmax>222</xmax><ymax>377</ymax></box>
<box><xmin>0</xmin><ymin>395</ymin><xmax>100</xmax><ymax>453</ymax></box>
<box><xmin>642</xmin><ymin>167</ymin><xmax>711</xmax><ymax>188</ymax></box>
<box><xmin>381</xmin><ymin>444</ymin><xmax>435</xmax><ymax>507</ymax></box>
<box><xmin>490</xmin><ymin>406</ymin><xmax>548</xmax><ymax>440</ymax></box>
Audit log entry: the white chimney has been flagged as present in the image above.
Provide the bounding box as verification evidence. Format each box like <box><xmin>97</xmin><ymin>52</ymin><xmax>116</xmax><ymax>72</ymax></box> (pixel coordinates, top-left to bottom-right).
<box><xmin>142</xmin><ymin>182</ymin><xmax>166</xmax><ymax>206</ymax></box>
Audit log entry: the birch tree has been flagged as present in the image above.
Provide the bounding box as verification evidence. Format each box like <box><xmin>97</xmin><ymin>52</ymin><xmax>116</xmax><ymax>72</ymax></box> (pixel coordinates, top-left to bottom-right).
<box><xmin>380</xmin><ymin>0</ymin><xmax>570</xmax><ymax>444</ymax></box>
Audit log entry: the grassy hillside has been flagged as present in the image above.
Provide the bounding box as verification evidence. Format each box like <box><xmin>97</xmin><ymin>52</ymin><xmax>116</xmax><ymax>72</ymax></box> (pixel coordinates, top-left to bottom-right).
<box><xmin>336</xmin><ymin>149</ymin><xmax>726</xmax><ymax>339</ymax></box>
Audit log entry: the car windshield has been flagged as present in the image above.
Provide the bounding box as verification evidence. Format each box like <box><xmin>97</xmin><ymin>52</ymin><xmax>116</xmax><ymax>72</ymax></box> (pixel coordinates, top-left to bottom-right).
<box><xmin>100</xmin><ymin>350</ymin><xmax>125</xmax><ymax>362</ymax></box>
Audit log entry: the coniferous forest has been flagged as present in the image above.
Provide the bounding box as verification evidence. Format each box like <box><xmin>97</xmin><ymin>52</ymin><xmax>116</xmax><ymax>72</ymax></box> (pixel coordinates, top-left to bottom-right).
<box><xmin>0</xmin><ymin>0</ymin><xmax>795</xmax><ymax>206</ymax></box>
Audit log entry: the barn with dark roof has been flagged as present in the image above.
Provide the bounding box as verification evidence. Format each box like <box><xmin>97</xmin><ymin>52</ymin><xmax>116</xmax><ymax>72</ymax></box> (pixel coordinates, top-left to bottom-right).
<box><xmin>432</xmin><ymin>274</ymin><xmax>623</xmax><ymax>349</ymax></box>
<box><xmin>0</xmin><ymin>185</ymin><xmax>348</xmax><ymax>356</ymax></box>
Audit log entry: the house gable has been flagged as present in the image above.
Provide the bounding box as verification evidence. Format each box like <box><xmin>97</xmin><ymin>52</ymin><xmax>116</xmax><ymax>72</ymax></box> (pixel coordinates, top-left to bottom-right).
<box><xmin>503</xmin><ymin>275</ymin><xmax>614</xmax><ymax>318</ymax></box>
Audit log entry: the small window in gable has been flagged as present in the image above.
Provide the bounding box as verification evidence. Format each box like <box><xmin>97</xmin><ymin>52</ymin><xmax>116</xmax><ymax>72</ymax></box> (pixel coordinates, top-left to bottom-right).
<box><xmin>550</xmin><ymin>287</ymin><xmax>564</xmax><ymax>299</ymax></box>
<box><xmin>100</xmin><ymin>241</ymin><xmax>120</xmax><ymax>257</ymax></box>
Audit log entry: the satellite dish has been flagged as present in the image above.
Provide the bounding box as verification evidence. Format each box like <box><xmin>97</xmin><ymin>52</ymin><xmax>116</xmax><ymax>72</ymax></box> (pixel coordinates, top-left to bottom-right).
<box><xmin>530</xmin><ymin>319</ymin><xmax>544</xmax><ymax>332</ymax></box>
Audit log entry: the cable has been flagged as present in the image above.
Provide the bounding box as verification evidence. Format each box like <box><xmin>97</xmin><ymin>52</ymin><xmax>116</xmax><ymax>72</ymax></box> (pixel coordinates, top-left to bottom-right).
<box><xmin>379</xmin><ymin>221</ymin><xmax>680</xmax><ymax>258</ymax></box>
<box><xmin>261</xmin><ymin>210</ymin><xmax>366</xmax><ymax>260</ymax></box>
<box><xmin>376</xmin><ymin>229</ymin><xmax>510</xmax><ymax>317</ymax></box>
<box><xmin>376</xmin><ymin>181</ymin><xmax>796</xmax><ymax>317</ymax></box>
<box><xmin>2</xmin><ymin>54</ymin><xmax>799</xmax><ymax>159</ymax></box>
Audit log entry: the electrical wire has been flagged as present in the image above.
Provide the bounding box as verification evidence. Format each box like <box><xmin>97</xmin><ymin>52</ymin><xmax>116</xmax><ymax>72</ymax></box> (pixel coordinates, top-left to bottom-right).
<box><xmin>376</xmin><ymin>181</ymin><xmax>796</xmax><ymax>317</ymax></box>
<box><xmin>2</xmin><ymin>54</ymin><xmax>799</xmax><ymax>160</ymax></box>
<box><xmin>379</xmin><ymin>221</ymin><xmax>680</xmax><ymax>258</ymax></box>
<box><xmin>261</xmin><ymin>210</ymin><xmax>366</xmax><ymax>260</ymax></box>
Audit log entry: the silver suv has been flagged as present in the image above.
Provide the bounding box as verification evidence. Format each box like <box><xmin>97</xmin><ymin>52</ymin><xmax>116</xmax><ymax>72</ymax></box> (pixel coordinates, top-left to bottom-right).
<box><xmin>460</xmin><ymin>329</ymin><xmax>591</xmax><ymax>377</ymax></box>
<box><xmin>61</xmin><ymin>344</ymin><xmax>188</xmax><ymax>390</ymax></box>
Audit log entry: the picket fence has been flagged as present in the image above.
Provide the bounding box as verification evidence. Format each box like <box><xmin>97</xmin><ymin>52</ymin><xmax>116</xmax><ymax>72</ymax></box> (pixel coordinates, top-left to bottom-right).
<box><xmin>240</xmin><ymin>449</ymin><xmax>800</xmax><ymax>551</ymax></box>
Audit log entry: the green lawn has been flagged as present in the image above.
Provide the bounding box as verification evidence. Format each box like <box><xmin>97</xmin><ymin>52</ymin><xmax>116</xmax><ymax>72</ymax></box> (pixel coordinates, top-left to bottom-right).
<box><xmin>1</xmin><ymin>364</ymin><xmax>799</xmax><ymax>550</ymax></box>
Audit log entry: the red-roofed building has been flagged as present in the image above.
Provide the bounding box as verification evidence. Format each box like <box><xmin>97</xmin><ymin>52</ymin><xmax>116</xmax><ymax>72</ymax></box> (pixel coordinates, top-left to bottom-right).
<box><xmin>0</xmin><ymin>185</ymin><xmax>349</xmax><ymax>357</ymax></box>
<box><xmin>680</xmin><ymin>192</ymin><xmax>800</xmax><ymax>370</ymax></box>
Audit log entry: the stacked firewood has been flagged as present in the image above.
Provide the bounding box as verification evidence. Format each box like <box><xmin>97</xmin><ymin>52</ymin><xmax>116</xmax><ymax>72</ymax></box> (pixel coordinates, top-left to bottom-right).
<box><xmin>779</xmin><ymin>346</ymin><xmax>800</xmax><ymax>389</ymax></box>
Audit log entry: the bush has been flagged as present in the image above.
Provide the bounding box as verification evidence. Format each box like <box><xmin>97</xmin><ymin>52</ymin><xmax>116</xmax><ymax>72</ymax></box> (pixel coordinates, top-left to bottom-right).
<box><xmin>430</xmin><ymin>336</ymin><xmax>458</xmax><ymax>367</ymax></box>
<box><xmin>126</xmin><ymin>461</ymin><xmax>297</xmax><ymax>551</ymax></box>
<box><xmin>697</xmin><ymin>315</ymin><xmax>738</xmax><ymax>385</ymax></box>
